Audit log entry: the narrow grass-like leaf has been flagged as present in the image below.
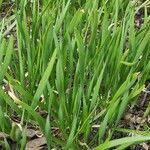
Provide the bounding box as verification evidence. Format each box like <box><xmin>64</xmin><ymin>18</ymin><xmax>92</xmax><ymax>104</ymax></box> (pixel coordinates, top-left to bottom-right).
<box><xmin>0</xmin><ymin>36</ymin><xmax>13</xmax><ymax>82</ymax></box>
<box><xmin>32</xmin><ymin>49</ymin><xmax>57</xmax><ymax>108</ymax></box>
<box><xmin>0</xmin><ymin>88</ymin><xmax>21</xmax><ymax>115</ymax></box>
<box><xmin>95</xmin><ymin>136</ymin><xmax>150</xmax><ymax>150</ymax></box>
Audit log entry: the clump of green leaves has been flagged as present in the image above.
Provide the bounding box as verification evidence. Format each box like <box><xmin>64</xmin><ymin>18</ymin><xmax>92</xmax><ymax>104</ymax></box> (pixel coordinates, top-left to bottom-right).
<box><xmin>0</xmin><ymin>0</ymin><xmax>150</xmax><ymax>149</ymax></box>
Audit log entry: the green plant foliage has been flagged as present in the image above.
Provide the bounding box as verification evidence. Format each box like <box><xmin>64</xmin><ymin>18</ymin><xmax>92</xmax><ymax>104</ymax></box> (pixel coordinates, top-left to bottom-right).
<box><xmin>0</xmin><ymin>0</ymin><xmax>150</xmax><ymax>149</ymax></box>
